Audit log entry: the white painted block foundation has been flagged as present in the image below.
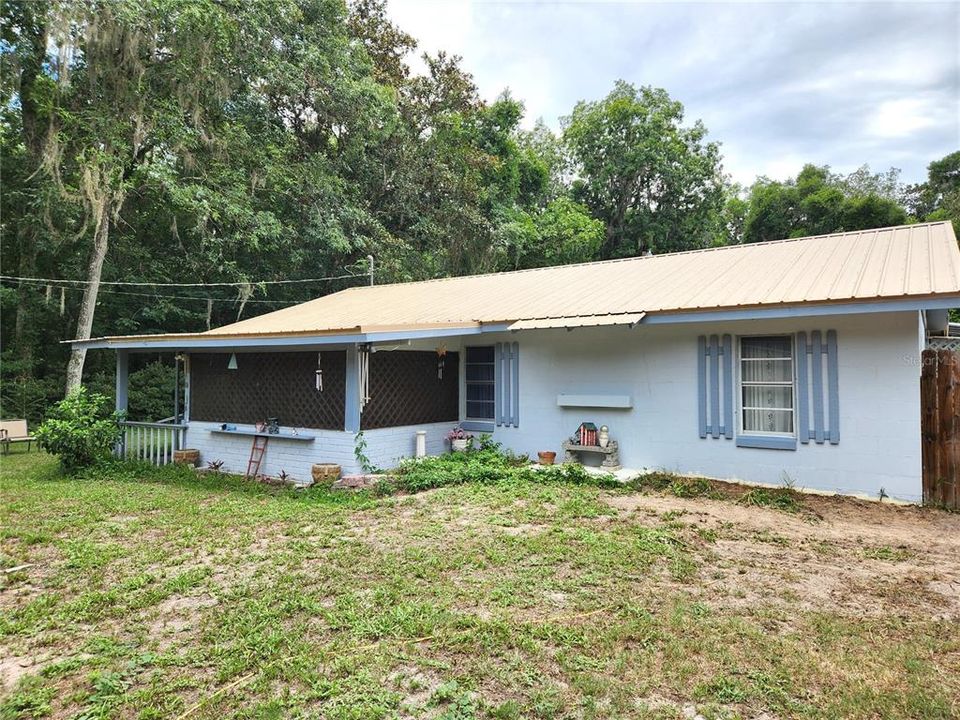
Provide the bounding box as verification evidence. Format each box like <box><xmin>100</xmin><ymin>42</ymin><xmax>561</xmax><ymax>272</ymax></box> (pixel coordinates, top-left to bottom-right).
<box><xmin>184</xmin><ymin>421</ymin><xmax>453</xmax><ymax>486</ymax></box>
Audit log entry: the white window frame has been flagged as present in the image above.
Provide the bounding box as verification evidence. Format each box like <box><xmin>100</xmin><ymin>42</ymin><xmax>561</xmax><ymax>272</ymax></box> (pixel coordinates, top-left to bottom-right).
<box><xmin>737</xmin><ymin>334</ymin><xmax>797</xmax><ymax>438</ymax></box>
<box><xmin>464</xmin><ymin>345</ymin><xmax>496</xmax><ymax>422</ymax></box>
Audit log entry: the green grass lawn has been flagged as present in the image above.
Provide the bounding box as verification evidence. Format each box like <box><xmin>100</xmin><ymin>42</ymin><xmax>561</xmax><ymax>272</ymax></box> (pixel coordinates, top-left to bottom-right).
<box><xmin>1</xmin><ymin>451</ymin><xmax>959</xmax><ymax>719</ymax></box>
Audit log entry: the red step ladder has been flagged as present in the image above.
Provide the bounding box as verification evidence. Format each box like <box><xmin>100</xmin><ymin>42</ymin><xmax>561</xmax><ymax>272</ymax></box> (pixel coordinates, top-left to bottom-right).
<box><xmin>245</xmin><ymin>435</ymin><xmax>268</xmax><ymax>480</ymax></box>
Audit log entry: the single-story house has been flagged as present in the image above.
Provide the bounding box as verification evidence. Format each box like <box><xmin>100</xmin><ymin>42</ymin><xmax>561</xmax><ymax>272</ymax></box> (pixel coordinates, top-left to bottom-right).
<box><xmin>72</xmin><ymin>221</ymin><xmax>960</xmax><ymax>502</ymax></box>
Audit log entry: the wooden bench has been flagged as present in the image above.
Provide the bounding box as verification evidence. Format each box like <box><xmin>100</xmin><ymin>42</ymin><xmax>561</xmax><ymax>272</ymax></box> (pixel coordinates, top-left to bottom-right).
<box><xmin>1</xmin><ymin>419</ymin><xmax>36</xmax><ymax>454</ymax></box>
<box><xmin>561</xmin><ymin>440</ymin><xmax>621</xmax><ymax>470</ymax></box>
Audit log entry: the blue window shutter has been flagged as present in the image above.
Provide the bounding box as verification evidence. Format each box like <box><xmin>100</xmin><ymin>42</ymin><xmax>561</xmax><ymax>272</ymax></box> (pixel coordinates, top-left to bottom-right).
<box><xmin>494</xmin><ymin>343</ymin><xmax>503</xmax><ymax>427</ymax></box>
<box><xmin>811</xmin><ymin>330</ymin><xmax>825</xmax><ymax>443</ymax></box>
<box><xmin>722</xmin><ymin>334</ymin><xmax>733</xmax><ymax>439</ymax></box>
<box><xmin>709</xmin><ymin>335</ymin><xmax>720</xmax><ymax>438</ymax></box>
<box><xmin>826</xmin><ymin>330</ymin><xmax>839</xmax><ymax>444</ymax></box>
<box><xmin>697</xmin><ymin>336</ymin><xmax>707</xmax><ymax>438</ymax></box>
<box><xmin>511</xmin><ymin>342</ymin><xmax>520</xmax><ymax>427</ymax></box>
<box><xmin>501</xmin><ymin>342</ymin><xmax>511</xmax><ymax>426</ymax></box>
<box><xmin>796</xmin><ymin>332</ymin><xmax>810</xmax><ymax>443</ymax></box>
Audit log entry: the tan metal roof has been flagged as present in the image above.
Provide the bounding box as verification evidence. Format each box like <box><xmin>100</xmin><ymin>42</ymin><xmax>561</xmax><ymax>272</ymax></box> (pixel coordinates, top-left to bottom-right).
<box><xmin>77</xmin><ymin>222</ymin><xmax>960</xmax><ymax>345</ymax></box>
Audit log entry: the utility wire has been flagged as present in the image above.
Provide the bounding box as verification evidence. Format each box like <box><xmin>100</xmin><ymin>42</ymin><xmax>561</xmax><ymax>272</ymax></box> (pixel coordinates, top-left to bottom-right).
<box><xmin>0</xmin><ymin>279</ymin><xmax>308</xmax><ymax>305</ymax></box>
<box><xmin>0</xmin><ymin>272</ymin><xmax>364</xmax><ymax>288</ymax></box>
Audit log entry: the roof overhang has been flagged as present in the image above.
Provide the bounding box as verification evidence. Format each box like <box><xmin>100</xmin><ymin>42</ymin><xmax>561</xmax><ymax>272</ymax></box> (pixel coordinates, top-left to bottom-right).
<box><xmin>66</xmin><ymin>295</ymin><xmax>960</xmax><ymax>351</ymax></box>
<box><xmin>508</xmin><ymin>312</ymin><xmax>645</xmax><ymax>331</ymax></box>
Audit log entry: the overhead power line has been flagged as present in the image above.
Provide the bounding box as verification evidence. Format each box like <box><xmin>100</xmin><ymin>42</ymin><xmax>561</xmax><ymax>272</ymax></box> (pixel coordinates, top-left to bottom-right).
<box><xmin>0</xmin><ymin>279</ymin><xmax>306</xmax><ymax>305</ymax></box>
<box><xmin>0</xmin><ymin>272</ymin><xmax>364</xmax><ymax>288</ymax></box>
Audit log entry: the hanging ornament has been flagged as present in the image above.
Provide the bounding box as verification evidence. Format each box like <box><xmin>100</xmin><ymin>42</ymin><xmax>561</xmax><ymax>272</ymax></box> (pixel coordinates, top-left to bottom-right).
<box><xmin>436</xmin><ymin>343</ymin><xmax>447</xmax><ymax>380</ymax></box>
<box><xmin>359</xmin><ymin>345</ymin><xmax>371</xmax><ymax>412</ymax></box>
<box><xmin>315</xmin><ymin>352</ymin><xmax>323</xmax><ymax>392</ymax></box>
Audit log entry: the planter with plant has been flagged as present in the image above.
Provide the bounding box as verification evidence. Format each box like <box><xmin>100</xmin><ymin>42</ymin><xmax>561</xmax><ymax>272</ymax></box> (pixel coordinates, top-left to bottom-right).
<box><xmin>447</xmin><ymin>425</ymin><xmax>474</xmax><ymax>452</ymax></box>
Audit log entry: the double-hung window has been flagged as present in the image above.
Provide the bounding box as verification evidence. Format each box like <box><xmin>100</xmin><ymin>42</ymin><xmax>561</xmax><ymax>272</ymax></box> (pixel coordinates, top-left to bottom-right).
<box><xmin>740</xmin><ymin>336</ymin><xmax>795</xmax><ymax>435</ymax></box>
<box><xmin>465</xmin><ymin>346</ymin><xmax>496</xmax><ymax>420</ymax></box>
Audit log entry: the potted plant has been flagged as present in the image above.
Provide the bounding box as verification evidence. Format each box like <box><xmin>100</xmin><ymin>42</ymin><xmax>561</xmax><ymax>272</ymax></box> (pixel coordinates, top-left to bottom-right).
<box><xmin>447</xmin><ymin>425</ymin><xmax>474</xmax><ymax>452</ymax></box>
<box><xmin>538</xmin><ymin>450</ymin><xmax>556</xmax><ymax>465</ymax></box>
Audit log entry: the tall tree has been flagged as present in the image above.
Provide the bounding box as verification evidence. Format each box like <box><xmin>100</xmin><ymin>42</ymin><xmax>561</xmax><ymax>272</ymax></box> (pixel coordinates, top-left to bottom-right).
<box><xmin>563</xmin><ymin>81</ymin><xmax>725</xmax><ymax>257</ymax></box>
<box><xmin>2</xmin><ymin>0</ymin><xmax>51</xmax><ymax>375</ymax></box>
<box><xmin>908</xmin><ymin>151</ymin><xmax>960</xmax><ymax>234</ymax></box>
<box><xmin>742</xmin><ymin>164</ymin><xmax>908</xmax><ymax>243</ymax></box>
<box><xmin>3</xmin><ymin>0</ymin><xmax>392</xmax><ymax>392</ymax></box>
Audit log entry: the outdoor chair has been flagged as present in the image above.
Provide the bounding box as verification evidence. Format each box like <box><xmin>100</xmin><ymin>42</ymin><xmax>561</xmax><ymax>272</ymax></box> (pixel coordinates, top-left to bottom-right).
<box><xmin>0</xmin><ymin>419</ymin><xmax>36</xmax><ymax>454</ymax></box>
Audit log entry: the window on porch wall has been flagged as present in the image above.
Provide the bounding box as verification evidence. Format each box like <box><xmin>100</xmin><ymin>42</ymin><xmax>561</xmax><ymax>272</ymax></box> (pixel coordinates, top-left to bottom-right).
<box><xmin>465</xmin><ymin>346</ymin><xmax>495</xmax><ymax>420</ymax></box>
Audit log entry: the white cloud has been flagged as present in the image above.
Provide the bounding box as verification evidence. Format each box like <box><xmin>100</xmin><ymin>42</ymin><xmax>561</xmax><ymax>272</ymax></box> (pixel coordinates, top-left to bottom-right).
<box><xmin>386</xmin><ymin>0</ymin><xmax>960</xmax><ymax>185</ymax></box>
<box><xmin>867</xmin><ymin>98</ymin><xmax>941</xmax><ymax>139</ymax></box>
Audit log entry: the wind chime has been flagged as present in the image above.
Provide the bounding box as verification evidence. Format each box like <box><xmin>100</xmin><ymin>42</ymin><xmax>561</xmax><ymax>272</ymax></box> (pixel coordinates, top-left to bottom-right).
<box><xmin>315</xmin><ymin>352</ymin><xmax>323</xmax><ymax>392</ymax></box>
<box><xmin>436</xmin><ymin>343</ymin><xmax>447</xmax><ymax>379</ymax></box>
<box><xmin>359</xmin><ymin>344</ymin><xmax>371</xmax><ymax>412</ymax></box>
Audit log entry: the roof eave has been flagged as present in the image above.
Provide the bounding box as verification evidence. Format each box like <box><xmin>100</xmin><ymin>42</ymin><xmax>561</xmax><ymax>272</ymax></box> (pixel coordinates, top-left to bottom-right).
<box><xmin>65</xmin><ymin>295</ymin><xmax>960</xmax><ymax>351</ymax></box>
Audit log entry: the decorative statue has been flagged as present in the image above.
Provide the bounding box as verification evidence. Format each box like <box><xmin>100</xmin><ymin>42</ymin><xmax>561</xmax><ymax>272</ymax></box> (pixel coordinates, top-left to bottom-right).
<box><xmin>598</xmin><ymin>425</ymin><xmax>610</xmax><ymax>448</ymax></box>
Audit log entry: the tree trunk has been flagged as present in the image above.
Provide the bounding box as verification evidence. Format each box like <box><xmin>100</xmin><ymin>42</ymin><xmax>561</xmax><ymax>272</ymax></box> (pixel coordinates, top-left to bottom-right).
<box><xmin>65</xmin><ymin>205</ymin><xmax>111</xmax><ymax>393</ymax></box>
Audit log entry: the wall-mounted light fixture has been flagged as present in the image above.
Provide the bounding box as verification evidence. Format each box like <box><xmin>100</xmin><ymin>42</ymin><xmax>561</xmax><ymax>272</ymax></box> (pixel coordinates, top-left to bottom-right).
<box><xmin>227</xmin><ymin>353</ymin><xmax>238</xmax><ymax>370</ymax></box>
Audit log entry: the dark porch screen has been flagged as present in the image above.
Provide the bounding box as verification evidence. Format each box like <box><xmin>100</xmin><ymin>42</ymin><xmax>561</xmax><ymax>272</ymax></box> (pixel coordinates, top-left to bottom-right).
<box><xmin>189</xmin><ymin>351</ymin><xmax>345</xmax><ymax>429</ymax></box>
<box><xmin>360</xmin><ymin>350</ymin><xmax>459</xmax><ymax>430</ymax></box>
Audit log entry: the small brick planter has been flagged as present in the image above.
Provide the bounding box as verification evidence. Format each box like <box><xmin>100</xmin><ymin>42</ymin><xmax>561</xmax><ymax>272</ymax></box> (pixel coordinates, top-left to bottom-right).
<box><xmin>311</xmin><ymin>463</ymin><xmax>342</xmax><ymax>486</ymax></box>
<box><xmin>173</xmin><ymin>449</ymin><xmax>200</xmax><ymax>466</ymax></box>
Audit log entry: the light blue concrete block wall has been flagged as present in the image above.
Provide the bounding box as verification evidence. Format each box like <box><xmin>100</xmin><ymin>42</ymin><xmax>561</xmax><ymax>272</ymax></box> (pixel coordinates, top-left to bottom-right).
<box><xmin>181</xmin><ymin>310</ymin><xmax>924</xmax><ymax>501</ymax></box>
<box><xmin>474</xmin><ymin>311</ymin><xmax>924</xmax><ymax>502</ymax></box>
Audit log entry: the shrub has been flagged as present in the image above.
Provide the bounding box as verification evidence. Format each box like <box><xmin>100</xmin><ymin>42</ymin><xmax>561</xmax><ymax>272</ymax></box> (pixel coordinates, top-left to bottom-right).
<box><xmin>35</xmin><ymin>388</ymin><xmax>124</xmax><ymax>472</ymax></box>
<box><xmin>390</xmin><ymin>446</ymin><xmax>619</xmax><ymax>493</ymax></box>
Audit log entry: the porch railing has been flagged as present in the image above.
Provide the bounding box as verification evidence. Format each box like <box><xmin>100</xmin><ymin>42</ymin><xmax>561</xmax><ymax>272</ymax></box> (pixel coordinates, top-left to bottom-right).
<box><xmin>118</xmin><ymin>420</ymin><xmax>187</xmax><ymax>466</ymax></box>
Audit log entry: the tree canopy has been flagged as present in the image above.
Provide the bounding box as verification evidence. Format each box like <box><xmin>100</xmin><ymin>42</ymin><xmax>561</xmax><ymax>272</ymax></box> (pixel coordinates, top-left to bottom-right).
<box><xmin>1</xmin><ymin>0</ymin><xmax>956</xmax><ymax>420</ymax></box>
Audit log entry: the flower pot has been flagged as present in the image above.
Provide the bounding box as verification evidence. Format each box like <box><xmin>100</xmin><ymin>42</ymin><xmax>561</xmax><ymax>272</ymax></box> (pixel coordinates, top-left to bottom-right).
<box><xmin>451</xmin><ymin>438</ymin><xmax>470</xmax><ymax>452</ymax></box>
<box><xmin>173</xmin><ymin>449</ymin><xmax>200</xmax><ymax>466</ymax></box>
<box><xmin>538</xmin><ymin>451</ymin><xmax>556</xmax><ymax>465</ymax></box>
<box><xmin>311</xmin><ymin>463</ymin><xmax>341</xmax><ymax>486</ymax></box>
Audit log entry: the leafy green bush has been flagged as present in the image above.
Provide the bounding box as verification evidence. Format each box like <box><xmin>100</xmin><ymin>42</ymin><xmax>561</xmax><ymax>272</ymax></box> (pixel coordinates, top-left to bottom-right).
<box><xmin>390</xmin><ymin>446</ymin><xmax>619</xmax><ymax>493</ymax></box>
<box><xmin>35</xmin><ymin>388</ymin><xmax>124</xmax><ymax>472</ymax></box>
<box><xmin>86</xmin><ymin>360</ymin><xmax>179</xmax><ymax>421</ymax></box>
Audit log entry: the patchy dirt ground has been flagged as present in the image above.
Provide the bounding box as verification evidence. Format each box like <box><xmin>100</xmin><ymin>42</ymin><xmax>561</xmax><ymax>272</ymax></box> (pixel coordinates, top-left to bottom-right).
<box><xmin>3</xmin><ymin>453</ymin><xmax>959</xmax><ymax>719</ymax></box>
<box><xmin>604</xmin><ymin>491</ymin><xmax>960</xmax><ymax>620</ymax></box>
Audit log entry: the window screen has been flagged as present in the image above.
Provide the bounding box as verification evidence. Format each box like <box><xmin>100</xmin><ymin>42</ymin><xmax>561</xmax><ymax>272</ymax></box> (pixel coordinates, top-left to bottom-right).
<box><xmin>740</xmin><ymin>336</ymin><xmax>794</xmax><ymax>435</ymax></box>
<box><xmin>465</xmin><ymin>346</ymin><xmax>495</xmax><ymax>420</ymax></box>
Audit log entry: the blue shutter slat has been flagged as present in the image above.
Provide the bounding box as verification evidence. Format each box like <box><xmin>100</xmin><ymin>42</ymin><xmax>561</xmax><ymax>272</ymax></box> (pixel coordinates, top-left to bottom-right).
<box><xmin>811</xmin><ymin>330</ymin><xmax>825</xmax><ymax>444</ymax></box>
<box><xmin>510</xmin><ymin>343</ymin><xmax>520</xmax><ymax>427</ymax></box>
<box><xmin>697</xmin><ymin>336</ymin><xmax>707</xmax><ymax>438</ymax></box>
<box><xmin>502</xmin><ymin>343</ymin><xmax>511</xmax><ymax>427</ymax></box>
<box><xmin>722</xmin><ymin>334</ymin><xmax>733</xmax><ymax>439</ymax></box>
<box><xmin>494</xmin><ymin>343</ymin><xmax>503</xmax><ymax>426</ymax></box>
<box><xmin>827</xmin><ymin>330</ymin><xmax>839</xmax><ymax>444</ymax></box>
<box><xmin>709</xmin><ymin>334</ymin><xmax>720</xmax><ymax>438</ymax></box>
<box><xmin>796</xmin><ymin>332</ymin><xmax>809</xmax><ymax>443</ymax></box>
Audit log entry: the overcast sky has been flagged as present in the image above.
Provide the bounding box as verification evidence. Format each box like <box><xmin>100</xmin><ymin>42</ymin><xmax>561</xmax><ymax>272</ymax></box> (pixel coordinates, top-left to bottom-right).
<box><xmin>387</xmin><ymin>1</ymin><xmax>959</xmax><ymax>186</ymax></box>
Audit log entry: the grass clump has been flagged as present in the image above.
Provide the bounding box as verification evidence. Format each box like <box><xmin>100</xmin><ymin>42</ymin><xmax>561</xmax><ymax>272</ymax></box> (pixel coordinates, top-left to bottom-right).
<box><xmin>631</xmin><ymin>471</ymin><xmax>718</xmax><ymax>499</ymax></box>
<box><xmin>738</xmin><ymin>486</ymin><xmax>805</xmax><ymax>514</ymax></box>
